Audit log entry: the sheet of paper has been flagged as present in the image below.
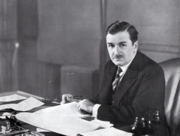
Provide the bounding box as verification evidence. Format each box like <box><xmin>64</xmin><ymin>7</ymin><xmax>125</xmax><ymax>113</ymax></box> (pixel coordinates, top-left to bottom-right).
<box><xmin>0</xmin><ymin>97</ymin><xmax>44</xmax><ymax>111</ymax></box>
<box><xmin>36</xmin><ymin>128</ymin><xmax>50</xmax><ymax>133</ymax></box>
<box><xmin>79</xmin><ymin>127</ymin><xmax>133</xmax><ymax>136</ymax></box>
<box><xmin>34</xmin><ymin>102</ymin><xmax>90</xmax><ymax>118</ymax></box>
<box><xmin>90</xmin><ymin>119</ymin><xmax>113</xmax><ymax>128</ymax></box>
<box><xmin>0</xmin><ymin>94</ymin><xmax>26</xmax><ymax>102</ymax></box>
<box><xmin>16</xmin><ymin>102</ymin><xmax>99</xmax><ymax>136</ymax></box>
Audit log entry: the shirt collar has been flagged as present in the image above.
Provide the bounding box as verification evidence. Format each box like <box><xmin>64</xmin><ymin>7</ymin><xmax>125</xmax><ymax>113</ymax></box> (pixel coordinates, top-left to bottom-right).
<box><xmin>119</xmin><ymin>62</ymin><xmax>130</xmax><ymax>73</ymax></box>
<box><xmin>118</xmin><ymin>52</ymin><xmax>136</xmax><ymax>74</ymax></box>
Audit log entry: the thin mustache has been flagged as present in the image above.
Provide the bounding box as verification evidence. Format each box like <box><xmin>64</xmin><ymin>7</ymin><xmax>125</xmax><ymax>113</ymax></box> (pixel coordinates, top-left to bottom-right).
<box><xmin>113</xmin><ymin>54</ymin><xmax>123</xmax><ymax>59</ymax></box>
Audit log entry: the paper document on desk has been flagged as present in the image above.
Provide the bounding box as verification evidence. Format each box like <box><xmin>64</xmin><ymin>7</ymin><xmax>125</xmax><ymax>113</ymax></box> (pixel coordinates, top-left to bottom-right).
<box><xmin>16</xmin><ymin>102</ymin><xmax>99</xmax><ymax>136</ymax></box>
<box><xmin>79</xmin><ymin>127</ymin><xmax>133</xmax><ymax>136</ymax></box>
<box><xmin>0</xmin><ymin>94</ymin><xmax>26</xmax><ymax>102</ymax></box>
<box><xmin>90</xmin><ymin>119</ymin><xmax>113</xmax><ymax>128</ymax></box>
<box><xmin>0</xmin><ymin>97</ymin><xmax>44</xmax><ymax>111</ymax></box>
<box><xmin>33</xmin><ymin>101</ymin><xmax>90</xmax><ymax>118</ymax></box>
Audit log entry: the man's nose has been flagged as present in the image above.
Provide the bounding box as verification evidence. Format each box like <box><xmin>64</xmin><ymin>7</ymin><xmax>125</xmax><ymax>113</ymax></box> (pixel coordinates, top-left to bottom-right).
<box><xmin>114</xmin><ymin>45</ymin><xmax>121</xmax><ymax>55</ymax></box>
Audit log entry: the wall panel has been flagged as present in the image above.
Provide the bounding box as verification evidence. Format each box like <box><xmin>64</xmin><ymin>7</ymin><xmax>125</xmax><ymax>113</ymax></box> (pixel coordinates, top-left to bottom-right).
<box><xmin>17</xmin><ymin>0</ymin><xmax>180</xmax><ymax>99</ymax></box>
<box><xmin>18</xmin><ymin>41</ymin><xmax>60</xmax><ymax>99</ymax></box>
<box><xmin>37</xmin><ymin>0</ymin><xmax>101</xmax><ymax>69</ymax></box>
<box><xmin>107</xmin><ymin>0</ymin><xmax>180</xmax><ymax>62</ymax></box>
<box><xmin>0</xmin><ymin>0</ymin><xmax>17</xmax><ymax>40</ymax></box>
<box><xmin>0</xmin><ymin>0</ymin><xmax>17</xmax><ymax>92</ymax></box>
<box><xmin>0</xmin><ymin>42</ymin><xmax>15</xmax><ymax>92</ymax></box>
<box><xmin>17</xmin><ymin>0</ymin><xmax>60</xmax><ymax>99</ymax></box>
<box><xmin>139</xmin><ymin>43</ymin><xmax>179</xmax><ymax>62</ymax></box>
<box><xmin>60</xmin><ymin>66</ymin><xmax>99</xmax><ymax>99</ymax></box>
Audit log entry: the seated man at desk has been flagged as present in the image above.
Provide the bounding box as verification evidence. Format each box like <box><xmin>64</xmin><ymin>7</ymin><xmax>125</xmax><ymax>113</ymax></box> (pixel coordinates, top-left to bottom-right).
<box><xmin>62</xmin><ymin>21</ymin><xmax>170</xmax><ymax>135</ymax></box>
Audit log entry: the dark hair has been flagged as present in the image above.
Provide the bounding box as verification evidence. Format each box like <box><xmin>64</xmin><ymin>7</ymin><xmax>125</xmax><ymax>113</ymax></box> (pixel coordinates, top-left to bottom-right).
<box><xmin>106</xmin><ymin>21</ymin><xmax>138</xmax><ymax>44</ymax></box>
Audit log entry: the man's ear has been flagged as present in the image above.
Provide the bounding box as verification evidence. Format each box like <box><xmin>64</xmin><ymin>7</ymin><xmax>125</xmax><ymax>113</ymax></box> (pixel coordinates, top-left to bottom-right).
<box><xmin>134</xmin><ymin>41</ymin><xmax>138</xmax><ymax>49</ymax></box>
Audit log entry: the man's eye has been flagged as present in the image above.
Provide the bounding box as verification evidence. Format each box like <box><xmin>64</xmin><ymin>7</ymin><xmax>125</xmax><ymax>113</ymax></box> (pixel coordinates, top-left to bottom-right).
<box><xmin>108</xmin><ymin>44</ymin><xmax>115</xmax><ymax>47</ymax></box>
<box><xmin>119</xmin><ymin>44</ymin><xmax>126</xmax><ymax>47</ymax></box>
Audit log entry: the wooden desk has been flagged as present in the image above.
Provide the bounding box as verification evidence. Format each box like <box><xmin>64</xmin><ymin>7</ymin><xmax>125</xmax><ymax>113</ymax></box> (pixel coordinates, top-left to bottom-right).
<box><xmin>0</xmin><ymin>91</ymin><xmax>134</xmax><ymax>136</ymax></box>
<box><xmin>0</xmin><ymin>91</ymin><xmax>63</xmax><ymax>136</ymax></box>
<box><xmin>0</xmin><ymin>91</ymin><xmax>44</xmax><ymax>100</ymax></box>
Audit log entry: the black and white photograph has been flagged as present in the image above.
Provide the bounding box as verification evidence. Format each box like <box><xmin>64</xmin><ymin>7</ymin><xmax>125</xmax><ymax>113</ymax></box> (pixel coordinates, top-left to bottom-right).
<box><xmin>0</xmin><ymin>0</ymin><xmax>179</xmax><ymax>136</ymax></box>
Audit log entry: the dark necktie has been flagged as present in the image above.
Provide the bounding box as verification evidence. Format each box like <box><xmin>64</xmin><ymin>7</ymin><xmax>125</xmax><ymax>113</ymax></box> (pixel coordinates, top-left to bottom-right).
<box><xmin>112</xmin><ymin>67</ymin><xmax>122</xmax><ymax>91</ymax></box>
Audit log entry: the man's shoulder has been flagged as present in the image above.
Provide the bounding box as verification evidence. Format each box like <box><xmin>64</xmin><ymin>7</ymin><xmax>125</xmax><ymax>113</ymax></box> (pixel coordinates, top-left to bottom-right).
<box><xmin>106</xmin><ymin>60</ymin><xmax>114</xmax><ymax>66</ymax></box>
<box><xmin>102</xmin><ymin>60</ymin><xmax>116</xmax><ymax>74</ymax></box>
<box><xmin>136</xmin><ymin>51</ymin><xmax>164</xmax><ymax>76</ymax></box>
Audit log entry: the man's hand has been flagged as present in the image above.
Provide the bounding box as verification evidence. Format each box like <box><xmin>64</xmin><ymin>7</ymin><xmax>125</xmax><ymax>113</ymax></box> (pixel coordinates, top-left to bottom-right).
<box><xmin>77</xmin><ymin>99</ymin><xmax>94</xmax><ymax>114</ymax></box>
<box><xmin>60</xmin><ymin>94</ymin><xmax>73</xmax><ymax>104</ymax></box>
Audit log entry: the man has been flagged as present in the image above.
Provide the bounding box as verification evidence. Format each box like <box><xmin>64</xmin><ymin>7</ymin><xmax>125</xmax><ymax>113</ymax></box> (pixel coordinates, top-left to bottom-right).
<box><xmin>63</xmin><ymin>21</ymin><xmax>170</xmax><ymax>135</ymax></box>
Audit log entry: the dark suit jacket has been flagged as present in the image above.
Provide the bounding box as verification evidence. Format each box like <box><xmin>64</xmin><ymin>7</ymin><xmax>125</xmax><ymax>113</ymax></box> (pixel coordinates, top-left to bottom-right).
<box><xmin>91</xmin><ymin>51</ymin><xmax>170</xmax><ymax>135</ymax></box>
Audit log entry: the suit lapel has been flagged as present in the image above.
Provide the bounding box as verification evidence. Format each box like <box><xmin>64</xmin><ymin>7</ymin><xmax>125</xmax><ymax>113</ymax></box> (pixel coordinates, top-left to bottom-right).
<box><xmin>113</xmin><ymin>51</ymin><xmax>143</xmax><ymax>106</ymax></box>
<box><xmin>99</xmin><ymin>62</ymin><xmax>116</xmax><ymax>104</ymax></box>
<box><xmin>114</xmin><ymin>69</ymin><xmax>138</xmax><ymax>107</ymax></box>
<box><xmin>102</xmin><ymin>51</ymin><xmax>143</xmax><ymax>105</ymax></box>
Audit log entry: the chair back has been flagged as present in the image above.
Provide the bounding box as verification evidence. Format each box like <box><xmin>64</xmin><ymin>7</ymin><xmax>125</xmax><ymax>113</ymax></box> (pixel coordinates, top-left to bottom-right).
<box><xmin>159</xmin><ymin>58</ymin><xmax>180</xmax><ymax>136</ymax></box>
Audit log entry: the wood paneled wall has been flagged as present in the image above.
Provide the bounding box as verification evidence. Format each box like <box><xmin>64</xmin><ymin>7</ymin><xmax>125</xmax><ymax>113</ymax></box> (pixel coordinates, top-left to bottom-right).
<box><xmin>19</xmin><ymin>0</ymin><xmax>180</xmax><ymax>99</ymax></box>
<box><xmin>0</xmin><ymin>0</ymin><xmax>17</xmax><ymax>92</ymax></box>
<box><xmin>0</xmin><ymin>42</ymin><xmax>14</xmax><ymax>92</ymax></box>
<box><xmin>60</xmin><ymin>66</ymin><xmax>99</xmax><ymax>99</ymax></box>
<box><xmin>37</xmin><ymin>0</ymin><xmax>102</xmax><ymax>69</ymax></box>
<box><xmin>1</xmin><ymin>0</ymin><xmax>180</xmax><ymax>99</ymax></box>
<box><xmin>18</xmin><ymin>40</ymin><xmax>60</xmax><ymax>99</ymax></box>
<box><xmin>0</xmin><ymin>0</ymin><xmax>17</xmax><ymax>40</ymax></box>
<box><xmin>17</xmin><ymin>0</ymin><xmax>61</xmax><ymax>99</ymax></box>
<box><xmin>37</xmin><ymin>0</ymin><xmax>103</xmax><ymax>98</ymax></box>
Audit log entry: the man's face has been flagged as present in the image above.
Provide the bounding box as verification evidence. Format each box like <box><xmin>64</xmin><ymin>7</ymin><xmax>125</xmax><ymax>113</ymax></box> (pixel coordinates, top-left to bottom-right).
<box><xmin>106</xmin><ymin>31</ymin><xmax>138</xmax><ymax>66</ymax></box>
